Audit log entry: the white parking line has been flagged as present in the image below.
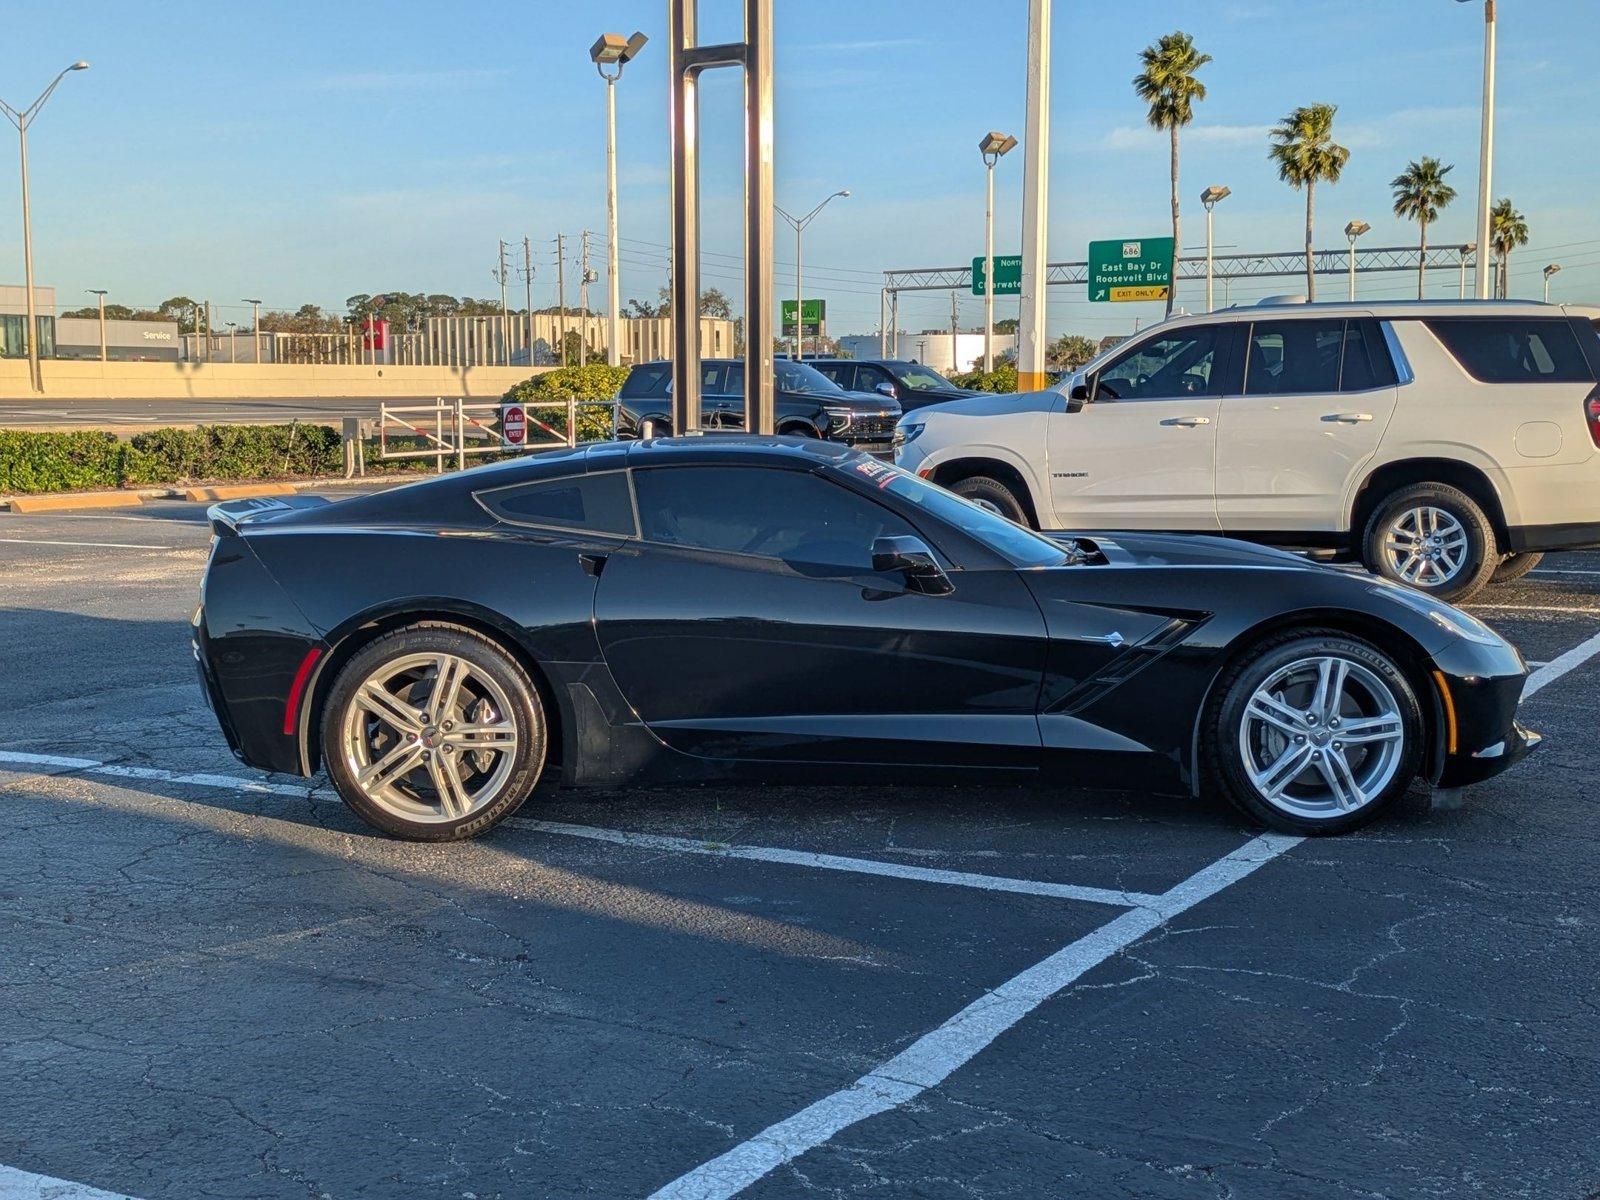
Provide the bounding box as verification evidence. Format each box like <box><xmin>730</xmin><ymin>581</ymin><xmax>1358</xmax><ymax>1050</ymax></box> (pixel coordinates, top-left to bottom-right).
<box><xmin>648</xmin><ymin>833</ymin><xmax>1303</xmax><ymax>1200</ymax></box>
<box><xmin>0</xmin><ymin>1164</ymin><xmax>137</xmax><ymax>1199</ymax></box>
<box><xmin>520</xmin><ymin>819</ymin><xmax>1163</xmax><ymax>908</ymax></box>
<box><xmin>1469</xmin><ymin>603</ymin><xmax>1600</xmax><ymax>617</ymax></box>
<box><xmin>1528</xmin><ymin>568</ymin><xmax>1600</xmax><ymax>578</ymax></box>
<box><xmin>1523</xmin><ymin>628</ymin><xmax>1600</xmax><ymax>698</ymax></box>
<box><xmin>0</xmin><ymin>537</ymin><xmax>181</xmax><ymax>551</ymax></box>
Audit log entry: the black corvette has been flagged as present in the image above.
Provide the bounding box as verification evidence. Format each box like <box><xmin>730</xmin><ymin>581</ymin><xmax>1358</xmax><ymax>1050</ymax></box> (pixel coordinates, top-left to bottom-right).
<box><xmin>195</xmin><ymin>437</ymin><xmax>1539</xmax><ymax>841</ymax></box>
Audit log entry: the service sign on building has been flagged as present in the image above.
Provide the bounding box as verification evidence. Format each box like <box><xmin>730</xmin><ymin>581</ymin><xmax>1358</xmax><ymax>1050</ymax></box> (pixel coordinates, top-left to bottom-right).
<box><xmin>1087</xmin><ymin>237</ymin><xmax>1175</xmax><ymax>303</ymax></box>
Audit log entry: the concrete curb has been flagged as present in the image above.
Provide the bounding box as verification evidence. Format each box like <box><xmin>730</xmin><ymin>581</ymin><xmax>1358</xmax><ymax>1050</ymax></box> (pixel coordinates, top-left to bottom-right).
<box><xmin>6</xmin><ymin>492</ymin><xmax>146</xmax><ymax>514</ymax></box>
<box><xmin>2</xmin><ymin>473</ymin><xmax>417</xmax><ymax>513</ymax></box>
<box><xmin>182</xmin><ymin>483</ymin><xmax>299</xmax><ymax>502</ymax></box>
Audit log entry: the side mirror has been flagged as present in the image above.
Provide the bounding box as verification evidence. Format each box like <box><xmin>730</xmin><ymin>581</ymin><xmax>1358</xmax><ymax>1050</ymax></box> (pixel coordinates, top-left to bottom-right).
<box><xmin>875</xmin><ymin>380</ymin><xmax>898</xmax><ymax>399</ymax></box>
<box><xmin>871</xmin><ymin>535</ymin><xmax>953</xmax><ymax>595</ymax></box>
<box><xmin>1066</xmin><ymin>381</ymin><xmax>1090</xmax><ymax>413</ymax></box>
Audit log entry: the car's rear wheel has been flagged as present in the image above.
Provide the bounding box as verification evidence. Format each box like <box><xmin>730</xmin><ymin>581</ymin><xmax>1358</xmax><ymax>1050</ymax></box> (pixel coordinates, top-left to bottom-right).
<box><xmin>1204</xmin><ymin>631</ymin><xmax>1423</xmax><ymax>835</ymax></box>
<box><xmin>950</xmin><ymin>474</ymin><xmax>1031</xmax><ymax>526</ymax></box>
<box><xmin>322</xmin><ymin>624</ymin><xmax>547</xmax><ymax>841</ymax></box>
<box><xmin>1361</xmin><ymin>481</ymin><xmax>1498</xmax><ymax>603</ymax></box>
<box><xmin>1492</xmin><ymin>551</ymin><xmax>1544</xmax><ymax>584</ymax></box>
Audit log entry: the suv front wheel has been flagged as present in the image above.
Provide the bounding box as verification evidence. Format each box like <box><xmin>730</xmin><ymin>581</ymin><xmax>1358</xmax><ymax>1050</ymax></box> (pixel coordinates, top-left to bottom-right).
<box><xmin>1361</xmin><ymin>482</ymin><xmax>1498</xmax><ymax>604</ymax></box>
<box><xmin>950</xmin><ymin>475</ymin><xmax>1032</xmax><ymax>526</ymax></box>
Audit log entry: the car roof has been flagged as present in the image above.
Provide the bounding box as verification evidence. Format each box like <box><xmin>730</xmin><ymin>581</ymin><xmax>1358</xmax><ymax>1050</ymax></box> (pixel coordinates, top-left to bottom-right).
<box><xmin>619</xmin><ymin>434</ymin><xmax>855</xmax><ymax>467</ymax></box>
<box><xmin>1147</xmin><ymin>298</ymin><xmax>1599</xmax><ymax>329</ymax></box>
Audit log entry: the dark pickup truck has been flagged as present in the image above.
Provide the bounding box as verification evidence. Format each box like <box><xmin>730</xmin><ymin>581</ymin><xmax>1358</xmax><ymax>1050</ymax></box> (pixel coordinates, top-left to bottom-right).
<box><xmin>617</xmin><ymin>358</ymin><xmax>901</xmax><ymax>455</ymax></box>
<box><xmin>809</xmin><ymin>358</ymin><xmax>980</xmax><ymax>413</ymax></box>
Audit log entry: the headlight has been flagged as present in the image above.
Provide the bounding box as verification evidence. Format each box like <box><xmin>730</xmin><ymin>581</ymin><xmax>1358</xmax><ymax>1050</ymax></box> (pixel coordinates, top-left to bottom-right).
<box><xmin>823</xmin><ymin>406</ymin><xmax>854</xmax><ymax>431</ymax></box>
<box><xmin>1368</xmin><ymin>583</ymin><xmax>1504</xmax><ymax>646</ymax></box>
<box><xmin>893</xmin><ymin>421</ymin><xmax>926</xmax><ymax>451</ymax></box>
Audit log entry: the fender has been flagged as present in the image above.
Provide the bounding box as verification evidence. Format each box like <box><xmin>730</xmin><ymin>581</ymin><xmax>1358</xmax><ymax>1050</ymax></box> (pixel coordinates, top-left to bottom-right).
<box><xmin>918</xmin><ymin>435</ymin><xmax>1054</xmax><ymax>525</ymax></box>
<box><xmin>1344</xmin><ymin>446</ymin><xmax>1520</xmax><ymax>531</ymax></box>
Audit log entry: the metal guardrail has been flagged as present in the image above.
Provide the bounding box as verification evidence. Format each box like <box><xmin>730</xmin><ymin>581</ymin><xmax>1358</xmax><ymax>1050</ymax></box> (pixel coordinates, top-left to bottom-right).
<box><xmin>344</xmin><ymin>397</ymin><xmax>621</xmax><ymax>477</ymax></box>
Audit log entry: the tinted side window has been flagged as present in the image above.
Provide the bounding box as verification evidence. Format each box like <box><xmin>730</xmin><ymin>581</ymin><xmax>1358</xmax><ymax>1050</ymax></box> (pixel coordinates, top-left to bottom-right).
<box><xmin>1244</xmin><ymin>319</ymin><xmax>1344</xmax><ymax>395</ymax></box>
<box><xmin>634</xmin><ymin>466</ymin><xmax>913</xmax><ymax>570</ymax></box>
<box><xmin>479</xmin><ymin>471</ymin><xmax>636</xmax><ymax>536</ymax></box>
<box><xmin>1425</xmin><ymin>318</ymin><xmax>1592</xmax><ymax>383</ymax></box>
<box><xmin>813</xmin><ymin>362</ymin><xmax>852</xmax><ymax>388</ymax></box>
<box><xmin>620</xmin><ymin>364</ymin><xmax>670</xmax><ymax>398</ymax></box>
<box><xmin>1339</xmin><ymin>320</ymin><xmax>1398</xmax><ymax>392</ymax></box>
<box><xmin>1096</xmin><ymin>327</ymin><xmax>1220</xmax><ymax>400</ymax></box>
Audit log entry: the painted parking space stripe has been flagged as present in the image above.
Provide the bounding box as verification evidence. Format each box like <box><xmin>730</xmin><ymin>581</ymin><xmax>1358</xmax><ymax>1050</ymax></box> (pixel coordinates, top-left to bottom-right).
<box><xmin>648</xmin><ymin>833</ymin><xmax>1303</xmax><ymax>1200</ymax></box>
<box><xmin>0</xmin><ymin>537</ymin><xmax>183</xmax><ymax>551</ymax></box>
<box><xmin>0</xmin><ymin>1164</ymin><xmax>138</xmax><ymax>1199</ymax></box>
<box><xmin>1522</xmin><ymin>628</ymin><xmax>1600</xmax><ymax>697</ymax></box>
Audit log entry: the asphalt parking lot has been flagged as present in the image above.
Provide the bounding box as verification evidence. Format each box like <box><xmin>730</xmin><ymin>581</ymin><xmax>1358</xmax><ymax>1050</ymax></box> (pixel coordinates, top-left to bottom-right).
<box><xmin>2</xmin><ymin>496</ymin><xmax>1598</xmax><ymax>1199</ymax></box>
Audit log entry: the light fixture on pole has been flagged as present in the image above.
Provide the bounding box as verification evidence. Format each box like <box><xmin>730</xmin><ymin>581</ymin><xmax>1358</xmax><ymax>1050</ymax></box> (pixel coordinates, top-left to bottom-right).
<box><xmin>775</xmin><ymin>190</ymin><xmax>849</xmax><ymax>360</ymax></box>
<box><xmin>87</xmin><ymin>288</ymin><xmax>107</xmax><ymax>362</ymax></box>
<box><xmin>1457</xmin><ymin>0</ymin><xmax>1496</xmax><ymax>299</ymax></box>
<box><xmin>978</xmin><ymin>131</ymin><xmax>1017</xmax><ymax>371</ymax></box>
<box><xmin>1344</xmin><ymin>219</ymin><xmax>1371</xmax><ymax>301</ymax></box>
<box><xmin>1543</xmin><ymin>262</ymin><xmax>1561</xmax><ymax>303</ymax></box>
<box><xmin>1199</xmin><ymin>185</ymin><xmax>1231</xmax><ymax>312</ymax></box>
<box><xmin>591</xmin><ymin>30</ymin><xmax>647</xmax><ymax>367</ymax></box>
<box><xmin>0</xmin><ymin>60</ymin><xmax>89</xmax><ymax>393</ymax></box>
<box><xmin>243</xmin><ymin>299</ymin><xmax>263</xmax><ymax>363</ymax></box>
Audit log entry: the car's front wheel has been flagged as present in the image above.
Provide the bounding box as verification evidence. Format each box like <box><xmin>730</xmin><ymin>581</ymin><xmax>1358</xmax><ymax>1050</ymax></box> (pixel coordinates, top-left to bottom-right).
<box><xmin>950</xmin><ymin>474</ymin><xmax>1032</xmax><ymax>526</ymax></box>
<box><xmin>321</xmin><ymin>624</ymin><xmax>547</xmax><ymax>841</ymax></box>
<box><xmin>1204</xmin><ymin>631</ymin><xmax>1423</xmax><ymax>835</ymax></box>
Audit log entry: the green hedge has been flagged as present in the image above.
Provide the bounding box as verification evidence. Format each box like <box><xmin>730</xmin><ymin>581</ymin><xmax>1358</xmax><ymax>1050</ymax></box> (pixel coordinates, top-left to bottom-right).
<box><xmin>503</xmin><ymin>363</ymin><xmax>630</xmax><ymax>442</ymax></box>
<box><xmin>948</xmin><ymin>363</ymin><xmax>1018</xmax><ymax>393</ymax></box>
<box><xmin>0</xmin><ymin>424</ymin><xmax>347</xmax><ymax>495</ymax></box>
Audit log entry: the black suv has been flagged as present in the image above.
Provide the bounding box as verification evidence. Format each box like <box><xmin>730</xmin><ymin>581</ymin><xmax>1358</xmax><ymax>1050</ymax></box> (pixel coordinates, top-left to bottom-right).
<box><xmin>809</xmin><ymin>358</ymin><xmax>980</xmax><ymax>413</ymax></box>
<box><xmin>616</xmin><ymin>358</ymin><xmax>901</xmax><ymax>455</ymax></box>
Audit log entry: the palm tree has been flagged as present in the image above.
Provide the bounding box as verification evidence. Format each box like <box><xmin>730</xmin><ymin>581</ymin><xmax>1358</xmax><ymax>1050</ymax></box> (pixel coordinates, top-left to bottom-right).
<box><xmin>1133</xmin><ymin>31</ymin><xmax>1211</xmax><ymax>317</ymax></box>
<box><xmin>1391</xmin><ymin>157</ymin><xmax>1457</xmax><ymax>299</ymax></box>
<box><xmin>1268</xmin><ymin>104</ymin><xmax>1351</xmax><ymax>300</ymax></box>
<box><xmin>1490</xmin><ymin>199</ymin><xmax>1529</xmax><ymax>299</ymax></box>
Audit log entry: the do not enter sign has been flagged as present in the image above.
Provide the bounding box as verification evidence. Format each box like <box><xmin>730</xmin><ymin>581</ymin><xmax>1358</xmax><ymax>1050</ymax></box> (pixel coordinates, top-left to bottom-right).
<box><xmin>500</xmin><ymin>404</ymin><xmax>527</xmax><ymax>447</ymax></box>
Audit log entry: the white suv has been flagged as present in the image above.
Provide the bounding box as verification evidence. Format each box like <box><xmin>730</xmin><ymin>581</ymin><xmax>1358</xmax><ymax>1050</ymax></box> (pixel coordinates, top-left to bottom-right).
<box><xmin>894</xmin><ymin>299</ymin><xmax>1600</xmax><ymax>601</ymax></box>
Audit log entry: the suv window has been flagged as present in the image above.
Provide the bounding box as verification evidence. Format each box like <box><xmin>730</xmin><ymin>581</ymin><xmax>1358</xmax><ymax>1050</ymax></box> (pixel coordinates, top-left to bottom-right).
<box><xmin>812</xmin><ymin>362</ymin><xmax>853</xmax><ymax>389</ymax></box>
<box><xmin>620</xmin><ymin>363</ymin><xmax>671</xmax><ymax>398</ymax></box>
<box><xmin>633</xmin><ymin>466</ymin><xmax>914</xmax><ymax>570</ymax></box>
<box><xmin>1095</xmin><ymin>327</ymin><xmax>1220</xmax><ymax>400</ymax></box>
<box><xmin>478</xmin><ymin>471</ymin><xmax>636</xmax><ymax>536</ymax></box>
<box><xmin>1339</xmin><ymin>320</ymin><xmax>1398</xmax><ymax>391</ymax></box>
<box><xmin>1245</xmin><ymin>319</ymin><xmax>1344</xmax><ymax>395</ymax></box>
<box><xmin>1424</xmin><ymin>318</ymin><xmax>1592</xmax><ymax>383</ymax></box>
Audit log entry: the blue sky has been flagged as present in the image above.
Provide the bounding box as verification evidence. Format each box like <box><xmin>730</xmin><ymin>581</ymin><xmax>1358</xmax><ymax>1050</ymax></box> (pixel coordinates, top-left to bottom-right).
<box><xmin>2</xmin><ymin>0</ymin><xmax>1595</xmax><ymax>339</ymax></box>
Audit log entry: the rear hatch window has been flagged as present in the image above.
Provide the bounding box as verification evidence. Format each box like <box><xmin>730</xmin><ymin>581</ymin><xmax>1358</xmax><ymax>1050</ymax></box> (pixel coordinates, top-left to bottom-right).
<box><xmin>1424</xmin><ymin>317</ymin><xmax>1592</xmax><ymax>383</ymax></box>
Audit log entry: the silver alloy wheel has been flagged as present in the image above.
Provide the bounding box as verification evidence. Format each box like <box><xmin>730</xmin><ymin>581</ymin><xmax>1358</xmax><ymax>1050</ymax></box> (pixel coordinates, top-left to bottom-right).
<box><xmin>1238</xmin><ymin>655</ymin><xmax>1406</xmax><ymax>819</ymax></box>
<box><xmin>340</xmin><ymin>652</ymin><xmax>519</xmax><ymax>824</ymax></box>
<box><xmin>1382</xmin><ymin>505</ymin><xmax>1469</xmax><ymax>587</ymax></box>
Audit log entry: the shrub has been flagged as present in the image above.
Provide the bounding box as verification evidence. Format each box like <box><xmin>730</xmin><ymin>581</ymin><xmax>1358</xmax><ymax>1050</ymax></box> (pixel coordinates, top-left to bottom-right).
<box><xmin>502</xmin><ymin>364</ymin><xmax>630</xmax><ymax>442</ymax></box>
<box><xmin>948</xmin><ymin>363</ymin><xmax>1018</xmax><ymax>393</ymax></box>
<box><xmin>0</xmin><ymin>430</ymin><xmax>129</xmax><ymax>493</ymax></box>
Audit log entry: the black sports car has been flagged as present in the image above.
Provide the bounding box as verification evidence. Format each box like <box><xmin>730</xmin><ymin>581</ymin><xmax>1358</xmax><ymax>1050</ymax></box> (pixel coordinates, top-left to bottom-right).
<box><xmin>195</xmin><ymin>437</ymin><xmax>1539</xmax><ymax>841</ymax></box>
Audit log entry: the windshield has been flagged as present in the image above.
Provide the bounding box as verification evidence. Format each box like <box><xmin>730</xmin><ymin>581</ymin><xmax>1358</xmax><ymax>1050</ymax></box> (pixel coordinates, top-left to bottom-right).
<box><xmin>896</xmin><ymin>363</ymin><xmax>954</xmax><ymax>391</ymax></box>
<box><xmin>777</xmin><ymin>360</ymin><xmax>846</xmax><ymax>396</ymax></box>
<box><xmin>834</xmin><ymin>458</ymin><xmax>1067</xmax><ymax>569</ymax></box>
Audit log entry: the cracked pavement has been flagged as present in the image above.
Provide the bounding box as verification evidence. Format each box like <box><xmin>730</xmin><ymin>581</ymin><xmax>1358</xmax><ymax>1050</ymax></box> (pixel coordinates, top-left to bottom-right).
<box><xmin>1</xmin><ymin>499</ymin><xmax>1597</xmax><ymax>1199</ymax></box>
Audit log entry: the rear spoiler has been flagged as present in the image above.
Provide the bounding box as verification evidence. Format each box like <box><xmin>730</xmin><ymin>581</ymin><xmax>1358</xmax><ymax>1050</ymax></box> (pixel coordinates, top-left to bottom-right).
<box><xmin>207</xmin><ymin>494</ymin><xmax>333</xmax><ymax>537</ymax></box>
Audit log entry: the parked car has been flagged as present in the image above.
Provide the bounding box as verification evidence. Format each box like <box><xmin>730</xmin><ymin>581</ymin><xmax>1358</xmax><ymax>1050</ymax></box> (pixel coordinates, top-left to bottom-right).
<box><xmin>195</xmin><ymin>437</ymin><xmax>1536</xmax><ymax>842</ymax></box>
<box><xmin>810</xmin><ymin>358</ymin><xmax>981</xmax><ymax>412</ymax></box>
<box><xmin>616</xmin><ymin>358</ymin><xmax>900</xmax><ymax>455</ymax></box>
<box><xmin>895</xmin><ymin>299</ymin><xmax>1600</xmax><ymax>602</ymax></box>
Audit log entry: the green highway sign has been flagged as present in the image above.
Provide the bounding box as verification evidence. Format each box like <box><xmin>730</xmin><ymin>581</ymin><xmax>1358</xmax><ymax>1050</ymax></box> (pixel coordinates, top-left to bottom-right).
<box><xmin>971</xmin><ymin>255</ymin><xmax>1022</xmax><ymax>296</ymax></box>
<box><xmin>1087</xmin><ymin>237</ymin><xmax>1175</xmax><ymax>302</ymax></box>
<box><xmin>781</xmin><ymin>298</ymin><xmax>826</xmax><ymax>335</ymax></box>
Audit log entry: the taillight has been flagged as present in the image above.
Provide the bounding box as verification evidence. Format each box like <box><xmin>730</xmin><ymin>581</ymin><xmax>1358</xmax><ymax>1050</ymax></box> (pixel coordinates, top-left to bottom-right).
<box><xmin>1586</xmin><ymin>384</ymin><xmax>1600</xmax><ymax>449</ymax></box>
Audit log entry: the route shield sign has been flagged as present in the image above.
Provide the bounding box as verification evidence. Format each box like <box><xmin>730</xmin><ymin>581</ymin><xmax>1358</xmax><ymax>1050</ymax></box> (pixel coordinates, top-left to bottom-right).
<box><xmin>971</xmin><ymin>255</ymin><xmax>1022</xmax><ymax>296</ymax></box>
<box><xmin>1087</xmin><ymin>237</ymin><xmax>1175</xmax><ymax>302</ymax></box>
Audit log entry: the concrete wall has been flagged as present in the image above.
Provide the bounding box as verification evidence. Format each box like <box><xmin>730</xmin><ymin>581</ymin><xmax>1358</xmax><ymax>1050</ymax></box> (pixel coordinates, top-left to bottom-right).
<box><xmin>0</xmin><ymin>358</ymin><xmax>555</xmax><ymax>400</ymax></box>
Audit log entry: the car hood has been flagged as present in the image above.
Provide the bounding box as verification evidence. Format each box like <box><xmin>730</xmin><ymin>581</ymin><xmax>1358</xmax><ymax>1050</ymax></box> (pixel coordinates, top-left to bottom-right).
<box><xmin>903</xmin><ymin>388</ymin><xmax>1059</xmax><ymax>421</ymax></box>
<box><xmin>822</xmin><ymin>390</ymin><xmax>902</xmax><ymax>414</ymax></box>
<box><xmin>1043</xmin><ymin>529</ymin><xmax>1325</xmax><ymax>572</ymax></box>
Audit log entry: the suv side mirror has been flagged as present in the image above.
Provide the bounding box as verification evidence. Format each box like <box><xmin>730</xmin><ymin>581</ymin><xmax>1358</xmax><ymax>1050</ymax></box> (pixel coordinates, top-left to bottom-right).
<box><xmin>871</xmin><ymin>535</ymin><xmax>953</xmax><ymax>595</ymax></box>
<box><xmin>875</xmin><ymin>380</ymin><xmax>898</xmax><ymax>399</ymax></box>
<box><xmin>1066</xmin><ymin>381</ymin><xmax>1090</xmax><ymax>412</ymax></box>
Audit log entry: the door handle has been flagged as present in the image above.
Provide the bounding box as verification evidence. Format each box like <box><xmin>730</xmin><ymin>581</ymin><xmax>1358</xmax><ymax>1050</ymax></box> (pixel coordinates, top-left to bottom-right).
<box><xmin>1325</xmin><ymin>412</ymin><xmax>1374</xmax><ymax>423</ymax></box>
<box><xmin>1160</xmin><ymin>415</ymin><xmax>1212</xmax><ymax>427</ymax></box>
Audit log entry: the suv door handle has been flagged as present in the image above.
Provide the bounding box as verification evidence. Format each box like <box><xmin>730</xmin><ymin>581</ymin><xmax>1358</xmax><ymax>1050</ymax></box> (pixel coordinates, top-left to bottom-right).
<box><xmin>1325</xmin><ymin>412</ymin><xmax>1374</xmax><ymax>423</ymax></box>
<box><xmin>1160</xmin><ymin>415</ymin><xmax>1212</xmax><ymax>427</ymax></box>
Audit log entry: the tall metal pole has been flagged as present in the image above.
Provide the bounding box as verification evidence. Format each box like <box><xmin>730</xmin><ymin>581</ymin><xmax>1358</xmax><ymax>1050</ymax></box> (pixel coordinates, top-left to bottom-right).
<box><xmin>90</xmin><ymin>289</ymin><xmax>107</xmax><ymax>361</ymax></box>
<box><xmin>794</xmin><ymin>218</ymin><xmax>803</xmax><ymax>359</ymax></box>
<box><xmin>522</xmin><ymin>237</ymin><xmax>534</xmax><ymax>363</ymax></box>
<box><xmin>605</xmin><ymin>75</ymin><xmax>622</xmax><ymax>365</ymax></box>
<box><xmin>554</xmin><ymin>233</ymin><xmax>568</xmax><ymax>366</ymax></box>
<box><xmin>983</xmin><ymin>156</ymin><xmax>996</xmax><ymax>372</ymax></box>
<box><xmin>744</xmin><ymin>0</ymin><xmax>776</xmax><ymax>434</ymax></box>
<box><xmin>497</xmin><ymin>239</ymin><xmax>510</xmax><ymax>364</ymax></box>
<box><xmin>890</xmin><ymin>290</ymin><xmax>899</xmax><ymax>358</ymax></box>
<box><xmin>1348</xmin><ymin>235</ymin><xmax>1358</xmax><ymax>301</ymax></box>
<box><xmin>1016</xmin><ymin>0</ymin><xmax>1052</xmax><ymax>392</ymax></box>
<box><xmin>949</xmin><ymin>290</ymin><xmax>959</xmax><ymax>373</ymax></box>
<box><xmin>578</xmin><ymin>230</ymin><xmax>592</xmax><ymax>367</ymax></box>
<box><xmin>1473</xmin><ymin>0</ymin><xmax>1496</xmax><ymax>300</ymax></box>
<box><xmin>18</xmin><ymin>123</ymin><xmax>40</xmax><ymax>390</ymax></box>
<box><xmin>879</xmin><ymin>287</ymin><xmax>887</xmax><ymax>358</ymax></box>
<box><xmin>245</xmin><ymin>299</ymin><xmax>262</xmax><ymax>363</ymax></box>
<box><xmin>1205</xmin><ymin>202</ymin><xmax>1216</xmax><ymax>312</ymax></box>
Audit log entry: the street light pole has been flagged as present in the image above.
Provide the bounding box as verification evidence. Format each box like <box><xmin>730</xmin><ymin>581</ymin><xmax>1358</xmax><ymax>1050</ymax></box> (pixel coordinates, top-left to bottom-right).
<box><xmin>775</xmin><ymin>190</ymin><xmax>849</xmax><ymax>360</ymax></box>
<box><xmin>1199</xmin><ymin>186</ymin><xmax>1230</xmax><ymax>312</ymax></box>
<box><xmin>1459</xmin><ymin>0</ymin><xmax>1496</xmax><ymax>300</ymax></box>
<box><xmin>226</xmin><ymin>322</ymin><xmax>238</xmax><ymax>363</ymax></box>
<box><xmin>243</xmin><ymin>299</ymin><xmax>262</xmax><ymax>363</ymax></box>
<box><xmin>1543</xmin><ymin>263</ymin><xmax>1561</xmax><ymax>303</ymax></box>
<box><xmin>591</xmin><ymin>32</ymin><xmax>647</xmax><ymax>368</ymax></box>
<box><xmin>88</xmin><ymin>288</ymin><xmax>107</xmax><ymax>361</ymax></box>
<box><xmin>0</xmin><ymin>61</ymin><xmax>89</xmax><ymax>393</ymax></box>
<box><xmin>1344</xmin><ymin>220</ymin><xmax>1371</xmax><ymax>301</ymax></box>
<box><xmin>1016</xmin><ymin>0</ymin><xmax>1052</xmax><ymax>393</ymax></box>
<box><xmin>978</xmin><ymin>132</ymin><xmax>1017</xmax><ymax>372</ymax></box>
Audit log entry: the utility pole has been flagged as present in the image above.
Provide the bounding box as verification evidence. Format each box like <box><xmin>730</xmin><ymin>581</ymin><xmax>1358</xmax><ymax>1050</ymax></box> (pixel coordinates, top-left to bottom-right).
<box><xmin>949</xmin><ymin>290</ymin><xmax>960</xmax><ymax>374</ymax></box>
<box><xmin>1469</xmin><ymin>0</ymin><xmax>1497</xmax><ymax>300</ymax></box>
<box><xmin>495</xmin><ymin>239</ymin><xmax>511</xmax><ymax>365</ymax></box>
<box><xmin>521</xmin><ymin>236</ymin><xmax>534</xmax><ymax>364</ymax></box>
<box><xmin>578</xmin><ymin>230</ymin><xmax>597</xmax><ymax>367</ymax></box>
<box><xmin>88</xmin><ymin>288</ymin><xmax>107</xmax><ymax>361</ymax></box>
<box><xmin>243</xmin><ymin>299</ymin><xmax>262</xmax><ymax>363</ymax></box>
<box><xmin>1017</xmin><ymin>0</ymin><xmax>1052</xmax><ymax>391</ymax></box>
<box><xmin>554</xmin><ymin>233</ymin><xmax>568</xmax><ymax>367</ymax></box>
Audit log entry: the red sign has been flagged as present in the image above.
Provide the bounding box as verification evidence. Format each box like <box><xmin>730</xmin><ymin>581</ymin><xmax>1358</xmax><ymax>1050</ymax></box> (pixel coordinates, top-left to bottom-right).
<box><xmin>361</xmin><ymin>318</ymin><xmax>388</xmax><ymax>350</ymax></box>
<box><xmin>501</xmin><ymin>404</ymin><xmax>527</xmax><ymax>447</ymax></box>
